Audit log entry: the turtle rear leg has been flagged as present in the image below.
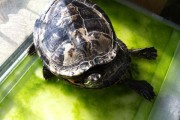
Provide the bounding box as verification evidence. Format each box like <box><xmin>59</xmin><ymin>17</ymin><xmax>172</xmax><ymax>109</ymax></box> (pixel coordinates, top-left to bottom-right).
<box><xmin>129</xmin><ymin>47</ymin><xmax>157</xmax><ymax>60</ymax></box>
<box><xmin>28</xmin><ymin>44</ymin><xmax>36</xmax><ymax>55</ymax></box>
<box><xmin>124</xmin><ymin>79</ymin><xmax>156</xmax><ymax>101</ymax></box>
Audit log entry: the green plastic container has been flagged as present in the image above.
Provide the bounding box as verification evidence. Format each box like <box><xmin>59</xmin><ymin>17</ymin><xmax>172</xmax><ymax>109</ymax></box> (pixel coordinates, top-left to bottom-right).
<box><xmin>0</xmin><ymin>0</ymin><xmax>180</xmax><ymax>120</ymax></box>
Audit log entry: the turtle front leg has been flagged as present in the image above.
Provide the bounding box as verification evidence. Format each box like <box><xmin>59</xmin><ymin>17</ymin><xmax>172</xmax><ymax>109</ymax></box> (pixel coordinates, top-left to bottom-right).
<box><xmin>128</xmin><ymin>47</ymin><xmax>157</xmax><ymax>60</ymax></box>
<box><xmin>43</xmin><ymin>66</ymin><xmax>54</xmax><ymax>80</ymax></box>
<box><xmin>28</xmin><ymin>44</ymin><xmax>37</xmax><ymax>55</ymax></box>
<box><xmin>124</xmin><ymin>79</ymin><xmax>156</xmax><ymax>101</ymax></box>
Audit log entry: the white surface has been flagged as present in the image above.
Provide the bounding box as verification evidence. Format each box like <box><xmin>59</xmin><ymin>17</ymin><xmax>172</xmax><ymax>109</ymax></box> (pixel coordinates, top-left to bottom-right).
<box><xmin>149</xmin><ymin>42</ymin><xmax>180</xmax><ymax>120</ymax></box>
<box><xmin>0</xmin><ymin>0</ymin><xmax>49</xmax><ymax>65</ymax></box>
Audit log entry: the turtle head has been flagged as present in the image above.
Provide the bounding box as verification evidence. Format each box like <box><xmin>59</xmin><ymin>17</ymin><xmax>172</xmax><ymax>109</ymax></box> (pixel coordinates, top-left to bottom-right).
<box><xmin>84</xmin><ymin>73</ymin><xmax>103</xmax><ymax>88</ymax></box>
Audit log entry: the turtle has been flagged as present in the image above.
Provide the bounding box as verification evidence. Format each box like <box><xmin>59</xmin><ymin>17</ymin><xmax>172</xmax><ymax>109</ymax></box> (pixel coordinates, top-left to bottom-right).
<box><xmin>28</xmin><ymin>0</ymin><xmax>157</xmax><ymax>101</ymax></box>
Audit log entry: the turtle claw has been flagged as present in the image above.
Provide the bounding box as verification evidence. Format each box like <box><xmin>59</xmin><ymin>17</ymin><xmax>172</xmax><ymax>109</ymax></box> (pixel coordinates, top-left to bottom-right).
<box><xmin>125</xmin><ymin>80</ymin><xmax>156</xmax><ymax>101</ymax></box>
<box><xmin>129</xmin><ymin>47</ymin><xmax>157</xmax><ymax>60</ymax></box>
<box><xmin>137</xmin><ymin>82</ymin><xmax>156</xmax><ymax>101</ymax></box>
<box><xmin>140</xmin><ymin>47</ymin><xmax>157</xmax><ymax>60</ymax></box>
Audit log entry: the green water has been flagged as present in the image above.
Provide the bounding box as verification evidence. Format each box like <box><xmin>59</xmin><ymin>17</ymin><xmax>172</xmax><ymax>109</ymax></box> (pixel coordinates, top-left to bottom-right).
<box><xmin>0</xmin><ymin>0</ymin><xmax>180</xmax><ymax>120</ymax></box>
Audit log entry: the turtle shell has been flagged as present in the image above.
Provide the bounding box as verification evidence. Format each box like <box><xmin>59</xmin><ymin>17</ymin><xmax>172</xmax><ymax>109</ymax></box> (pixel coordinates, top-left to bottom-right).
<box><xmin>33</xmin><ymin>0</ymin><xmax>118</xmax><ymax>77</ymax></box>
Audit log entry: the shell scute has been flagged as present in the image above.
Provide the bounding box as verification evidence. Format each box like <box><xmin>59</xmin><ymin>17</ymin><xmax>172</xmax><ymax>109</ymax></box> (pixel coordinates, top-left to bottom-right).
<box><xmin>78</xmin><ymin>7</ymin><xmax>100</xmax><ymax>19</ymax></box>
<box><xmin>66</xmin><ymin>3</ymin><xmax>79</xmax><ymax>15</ymax></box>
<box><xmin>44</xmin><ymin>28</ymin><xmax>68</xmax><ymax>52</ymax></box>
<box><xmin>84</xmin><ymin>19</ymin><xmax>109</xmax><ymax>34</ymax></box>
<box><xmin>69</xmin><ymin>14</ymin><xmax>84</xmax><ymax>30</ymax></box>
<box><xmin>72</xmin><ymin>1</ymin><xmax>87</xmax><ymax>9</ymax></box>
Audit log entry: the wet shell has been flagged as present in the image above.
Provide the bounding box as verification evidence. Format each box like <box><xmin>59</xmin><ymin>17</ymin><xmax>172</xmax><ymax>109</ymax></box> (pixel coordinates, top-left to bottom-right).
<box><xmin>34</xmin><ymin>0</ymin><xmax>118</xmax><ymax>77</ymax></box>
